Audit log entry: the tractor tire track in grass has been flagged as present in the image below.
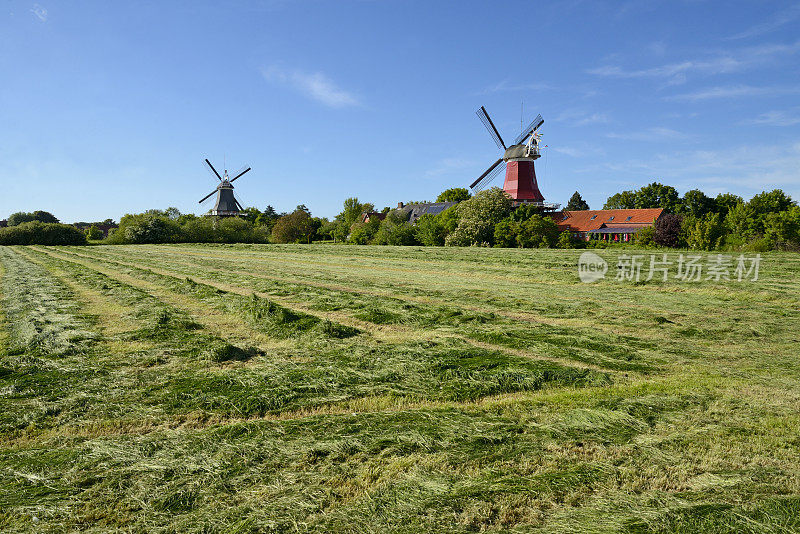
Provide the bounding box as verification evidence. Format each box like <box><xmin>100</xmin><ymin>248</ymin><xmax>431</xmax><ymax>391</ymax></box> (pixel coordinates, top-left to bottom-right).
<box><xmin>63</xmin><ymin>246</ymin><xmax>650</xmax><ymax>373</ymax></box>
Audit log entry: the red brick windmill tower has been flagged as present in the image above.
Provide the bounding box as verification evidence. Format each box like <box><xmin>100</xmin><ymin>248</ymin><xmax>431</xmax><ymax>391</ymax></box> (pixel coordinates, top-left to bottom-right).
<box><xmin>470</xmin><ymin>106</ymin><xmax>554</xmax><ymax>208</ymax></box>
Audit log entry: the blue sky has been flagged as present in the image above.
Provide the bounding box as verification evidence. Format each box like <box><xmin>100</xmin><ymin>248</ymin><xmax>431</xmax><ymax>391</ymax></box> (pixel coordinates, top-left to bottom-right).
<box><xmin>1</xmin><ymin>0</ymin><xmax>799</xmax><ymax>222</ymax></box>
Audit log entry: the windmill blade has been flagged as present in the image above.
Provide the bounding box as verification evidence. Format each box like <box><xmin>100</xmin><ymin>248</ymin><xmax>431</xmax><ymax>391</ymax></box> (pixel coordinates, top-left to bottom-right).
<box><xmin>512</xmin><ymin>114</ymin><xmax>544</xmax><ymax>145</ymax></box>
<box><xmin>205</xmin><ymin>159</ymin><xmax>222</xmax><ymax>181</ymax></box>
<box><xmin>199</xmin><ymin>189</ymin><xmax>217</xmax><ymax>204</ymax></box>
<box><xmin>229</xmin><ymin>165</ymin><xmax>251</xmax><ymax>183</ymax></box>
<box><xmin>476</xmin><ymin>106</ymin><xmax>506</xmax><ymax>150</ymax></box>
<box><xmin>234</xmin><ymin>198</ymin><xmax>245</xmax><ymax>212</ymax></box>
<box><xmin>470</xmin><ymin>158</ymin><xmax>504</xmax><ymax>190</ymax></box>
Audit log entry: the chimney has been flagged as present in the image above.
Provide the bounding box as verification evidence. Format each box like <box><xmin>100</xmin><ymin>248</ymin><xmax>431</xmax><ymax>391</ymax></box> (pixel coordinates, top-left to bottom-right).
<box><xmin>397</xmin><ymin>202</ymin><xmax>404</xmax><ymax>209</ymax></box>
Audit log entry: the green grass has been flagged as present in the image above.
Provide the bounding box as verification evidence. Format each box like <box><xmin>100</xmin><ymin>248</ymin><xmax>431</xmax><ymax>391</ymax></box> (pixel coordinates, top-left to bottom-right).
<box><xmin>1</xmin><ymin>244</ymin><xmax>799</xmax><ymax>532</ymax></box>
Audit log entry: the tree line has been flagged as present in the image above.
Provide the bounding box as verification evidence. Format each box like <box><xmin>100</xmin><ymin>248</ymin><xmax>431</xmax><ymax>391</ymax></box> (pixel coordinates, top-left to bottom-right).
<box><xmin>2</xmin><ymin>182</ymin><xmax>798</xmax><ymax>250</ymax></box>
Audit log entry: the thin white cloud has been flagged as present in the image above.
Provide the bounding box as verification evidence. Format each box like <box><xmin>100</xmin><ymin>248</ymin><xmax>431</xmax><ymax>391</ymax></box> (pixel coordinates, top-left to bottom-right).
<box><xmin>261</xmin><ymin>66</ymin><xmax>359</xmax><ymax>108</ymax></box>
<box><xmin>31</xmin><ymin>3</ymin><xmax>47</xmax><ymax>21</ymax></box>
<box><xmin>551</xmin><ymin>144</ymin><xmax>606</xmax><ymax>158</ymax></box>
<box><xmin>588</xmin><ymin>40</ymin><xmax>800</xmax><ymax>84</ymax></box>
<box><xmin>745</xmin><ymin>109</ymin><xmax>800</xmax><ymax>126</ymax></box>
<box><xmin>728</xmin><ymin>3</ymin><xmax>800</xmax><ymax>40</ymax></box>
<box><xmin>606</xmin><ymin>127</ymin><xmax>685</xmax><ymax>141</ymax></box>
<box><xmin>556</xmin><ymin>109</ymin><xmax>610</xmax><ymax>126</ymax></box>
<box><xmin>480</xmin><ymin>80</ymin><xmax>552</xmax><ymax>94</ymax></box>
<box><xmin>596</xmin><ymin>141</ymin><xmax>800</xmax><ymax>195</ymax></box>
<box><xmin>668</xmin><ymin>85</ymin><xmax>800</xmax><ymax>101</ymax></box>
<box><xmin>425</xmin><ymin>157</ymin><xmax>477</xmax><ymax>177</ymax></box>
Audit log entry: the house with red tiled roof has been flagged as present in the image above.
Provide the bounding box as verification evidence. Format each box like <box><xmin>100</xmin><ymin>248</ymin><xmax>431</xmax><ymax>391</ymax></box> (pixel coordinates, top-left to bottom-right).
<box><xmin>360</xmin><ymin>211</ymin><xmax>387</xmax><ymax>224</ymax></box>
<box><xmin>551</xmin><ymin>208</ymin><xmax>664</xmax><ymax>243</ymax></box>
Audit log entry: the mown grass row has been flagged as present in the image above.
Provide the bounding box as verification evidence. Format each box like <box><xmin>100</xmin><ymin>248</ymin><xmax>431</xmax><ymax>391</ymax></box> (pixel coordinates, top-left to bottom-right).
<box><xmin>3</xmin><ymin>245</ymin><xmax>800</xmax><ymax>532</ymax></box>
<box><xmin>65</xmin><ymin>245</ymin><xmax>669</xmax><ymax>372</ymax></box>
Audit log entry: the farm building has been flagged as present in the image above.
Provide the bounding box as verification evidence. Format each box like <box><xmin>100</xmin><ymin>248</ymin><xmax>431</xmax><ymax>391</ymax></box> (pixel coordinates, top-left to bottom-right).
<box><xmin>396</xmin><ymin>201</ymin><xmax>459</xmax><ymax>224</ymax></box>
<box><xmin>552</xmin><ymin>208</ymin><xmax>663</xmax><ymax>242</ymax></box>
<box><xmin>361</xmin><ymin>211</ymin><xmax>387</xmax><ymax>224</ymax></box>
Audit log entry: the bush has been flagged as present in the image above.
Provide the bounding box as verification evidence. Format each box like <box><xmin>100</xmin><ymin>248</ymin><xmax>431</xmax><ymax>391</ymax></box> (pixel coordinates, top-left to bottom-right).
<box><xmin>0</xmin><ymin>221</ymin><xmax>87</xmax><ymax>245</ymax></box>
<box><xmin>634</xmin><ymin>225</ymin><xmax>655</xmax><ymax>246</ymax></box>
<box><xmin>685</xmin><ymin>212</ymin><xmax>725</xmax><ymax>251</ymax></box>
<box><xmin>372</xmin><ymin>211</ymin><xmax>418</xmax><ymax>246</ymax></box>
<box><xmin>764</xmin><ymin>206</ymin><xmax>800</xmax><ymax>250</ymax></box>
<box><xmin>86</xmin><ymin>225</ymin><xmax>104</xmax><ymax>240</ymax></box>
<box><xmin>446</xmin><ymin>188</ymin><xmax>512</xmax><ymax>247</ymax></box>
<box><xmin>654</xmin><ymin>213</ymin><xmax>683</xmax><ymax>247</ymax></box>
<box><xmin>516</xmin><ymin>215</ymin><xmax>559</xmax><ymax>248</ymax></box>
<box><xmin>414</xmin><ymin>213</ymin><xmax>448</xmax><ymax>246</ymax></box>
<box><xmin>493</xmin><ymin>214</ymin><xmax>560</xmax><ymax>248</ymax></box>
<box><xmin>108</xmin><ymin>213</ymin><xmax>181</xmax><ymax>244</ymax></box>
<box><xmin>272</xmin><ymin>209</ymin><xmax>315</xmax><ymax>244</ymax></box>
<box><xmin>7</xmin><ymin>210</ymin><xmax>60</xmax><ymax>226</ymax></box>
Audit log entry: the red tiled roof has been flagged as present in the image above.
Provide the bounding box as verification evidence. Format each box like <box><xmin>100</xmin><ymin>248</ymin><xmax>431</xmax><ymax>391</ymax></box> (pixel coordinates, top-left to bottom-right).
<box><xmin>551</xmin><ymin>208</ymin><xmax>663</xmax><ymax>233</ymax></box>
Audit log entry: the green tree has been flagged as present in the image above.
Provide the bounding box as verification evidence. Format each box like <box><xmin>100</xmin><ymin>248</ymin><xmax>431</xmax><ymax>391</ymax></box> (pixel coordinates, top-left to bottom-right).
<box><xmin>556</xmin><ymin>230</ymin><xmax>582</xmax><ymax>249</ymax></box>
<box><xmin>333</xmin><ymin>198</ymin><xmax>374</xmax><ymax>242</ymax></box>
<box><xmin>414</xmin><ymin>213</ymin><xmax>447</xmax><ymax>246</ymax></box>
<box><xmin>713</xmin><ymin>193</ymin><xmax>744</xmax><ymax>217</ymax></box>
<box><xmin>725</xmin><ymin>202</ymin><xmax>760</xmax><ymax>239</ymax></box>
<box><xmin>445</xmin><ymin>188</ymin><xmax>512</xmax><ymax>246</ymax></box>
<box><xmin>86</xmin><ymin>225</ymin><xmax>104</xmax><ymax>240</ymax></box>
<box><xmin>117</xmin><ymin>213</ymin><xmax>181</xmax><ymax>244</ymax></box>
<box><xmin>7</xmin><ymin>211</ymin><xmax>59</xmax><ymax>226</ymax></box>
<box><xmin>603</xmin><ymin>190</ymin><xmax>637</xmax><ymax>210</ymax></box>
<box><xmin>635</xmin><ymin>182</ymin><xmax>681</xmax><ymax>212</ymax></box>
<box><xmin>565</xmin><ymin>191</ymin><xmax>590</xmax><ymax>211</ymax></box>
<box><xmin>372</xmin><ymin>211</ymin><xmax>417</xmax><ymax>245</ymax></box>
<box><xmin>7</xmin><ymin>212</ymin><xmax>36</xmax><ymax>226</ymax></box>
<box><xmin>764</xmin><ymin>206</ymin><xmax>800</xmax><ymax>249</ymax></box>
<box><xmin>681</xmin><ymin>189</ymin><xmax>715</xmax><ymax>218</ymax></box>
<box><xmin>748</xmin><ymin>189</ymin><xmax>795</xmax><ymax>216</ymax></box>
<box><xmin>516</xmin><ymin>215</ymin><xmax>560</xmax><ymax>248</ymax></box>
<box><xmin>493</xmin><ymin>219</ymin><xmax>519</xmax><ymax>248</ymax></box>
<box><xmin>685</xmin><ymin>212</ymin><xmax>725</xmax><ymax>250</ymax></box>
<box><xmin>271</xmin><ymin>209</ymin><xmax>314</xmax><ymax>244</ymax></box>
<box><xmin>435</xmin><ymin>188</ymin><xmax>470</xmax><ymax>203</ymax></box>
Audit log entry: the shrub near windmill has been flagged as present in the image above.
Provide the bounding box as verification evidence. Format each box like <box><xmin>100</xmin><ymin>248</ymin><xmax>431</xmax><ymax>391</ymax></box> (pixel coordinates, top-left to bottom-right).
<box><xmin>199</xmin><ymin>158</ymin><xmax>252</xmax><ymax>217</ymax></box>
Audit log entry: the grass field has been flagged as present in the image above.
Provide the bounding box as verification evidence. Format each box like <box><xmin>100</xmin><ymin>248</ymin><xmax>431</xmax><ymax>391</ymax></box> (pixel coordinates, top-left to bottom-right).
<box><xmin>1</xmin><ymin>244</ymin><xmax>799</xmax><ymax>532</ymax></box>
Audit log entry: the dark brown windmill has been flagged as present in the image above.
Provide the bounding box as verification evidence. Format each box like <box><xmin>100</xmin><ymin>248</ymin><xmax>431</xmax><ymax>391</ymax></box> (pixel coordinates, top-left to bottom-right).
<box><xmin>199</xmin><ymin>158</ymin><xmax>251</xmax><ymax>216</ymax></box>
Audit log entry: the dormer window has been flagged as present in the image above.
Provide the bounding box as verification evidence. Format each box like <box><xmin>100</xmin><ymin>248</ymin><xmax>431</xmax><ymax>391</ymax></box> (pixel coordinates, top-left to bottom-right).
<box><xmin>608</xmin><ymin>216</ymin><xmax>615</xmax><ymax>221</ymax></box>
<box><xmin>590</xmin><ymin>215</ymin><xmax>597</xmax><ymax>220</ymax></box>
<box><xmin>626</xmin><ymin>216</ymin><xmax>633</xmax><ymax>221</ymax></box>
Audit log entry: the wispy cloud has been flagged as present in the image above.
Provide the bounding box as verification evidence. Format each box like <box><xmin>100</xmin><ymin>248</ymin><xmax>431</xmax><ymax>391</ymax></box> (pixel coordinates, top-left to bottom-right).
<box><xmin>667</xmin><ymin>84</ymin><xmax>800</xmax><ymax>101</ymax></box>
<box><xmin>31</xmin><ymin>3</ymin><xmax>47</xmax><ymax>22</ymax></box>
<box><xmin>480</xmin><ymin>80</ymin><xmax>552</xmax><ymax>94</ymax></box>
<box><xmin>605</xmin><ymin>127</ymin><xmax>685</xmax><ymax>141</ymax></box>
<box><xmin>261</xmin><ymin>66</ymin><xmax>359</xmax><ymax>108</ymax></box>
<box><xmin>588</xmin><ymin>41</ymin><xmax>800</xmax><ymax>84</ymax></box>
<box><xmin>555</xmin><ymin>109</ymin><xmax>610</xmax><ymax>126</ymax></box>
<box><xmin>745</xmin><ymin>108</ymin><xmax>800</xmax><ymax>126</ymax></box>
<box><xmin>425</xmin><ymin>157</ymin><xmax>477</xmax><ymax>177</ymax></box>
<box><xmin>727</xmin><ymin>3</ymin><xmax>800</xmax><ymax>40</ymax></box>
<box><xmin>551</xmin><ymin>144</ymin><xmax>606</xmax><ymax>158</ymax></box>
<box><xmin>595</xmin><ymin>141</ymin><xmax>800</xmax><ymax>194</ymax></box>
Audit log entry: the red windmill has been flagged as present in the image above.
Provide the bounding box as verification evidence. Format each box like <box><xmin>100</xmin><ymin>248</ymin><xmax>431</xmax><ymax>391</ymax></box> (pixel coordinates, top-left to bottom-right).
<box><xmin>470</xmin><ymin>106</ymin><xmax>555</xmax><ymax>208</ymax></box>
